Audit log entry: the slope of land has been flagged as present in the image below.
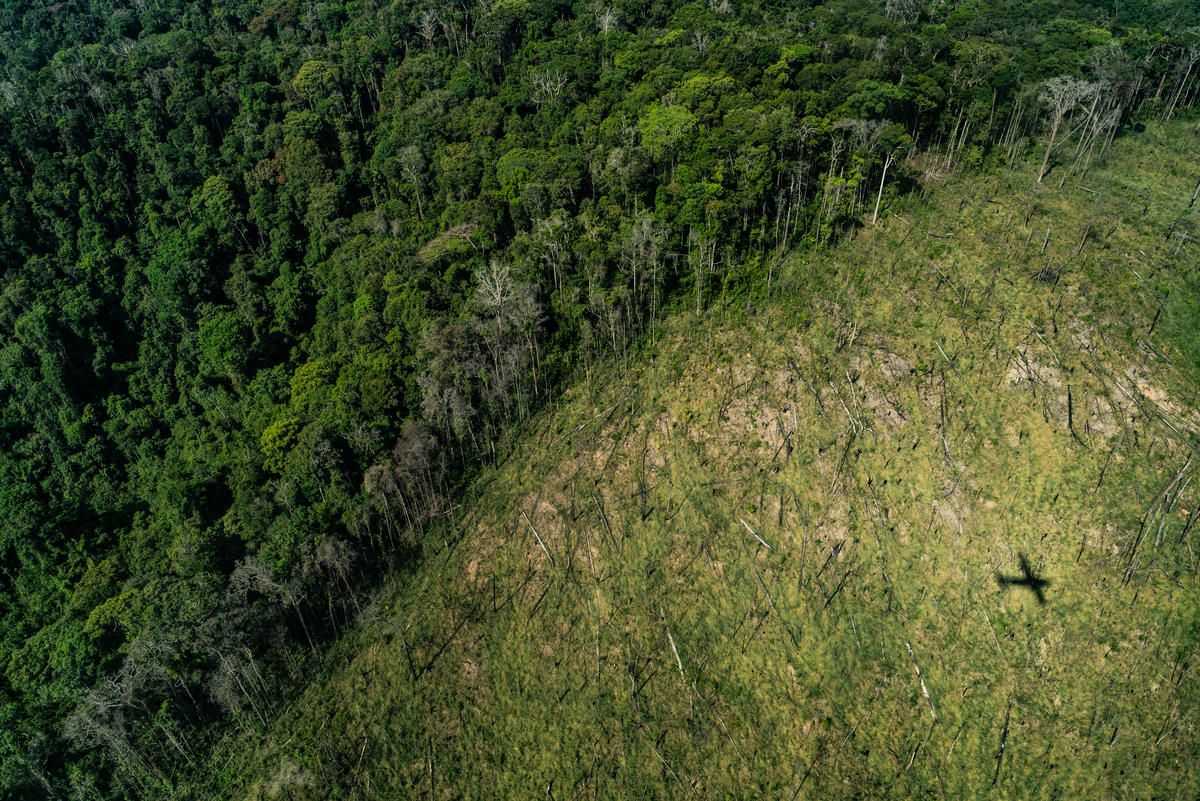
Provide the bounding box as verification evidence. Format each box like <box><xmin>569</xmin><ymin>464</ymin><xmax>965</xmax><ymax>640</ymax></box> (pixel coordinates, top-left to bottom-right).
<box><xmin>210</xmin><ymin>124</ymin><xmax>1200</xmax><ymax>800</ymax></box>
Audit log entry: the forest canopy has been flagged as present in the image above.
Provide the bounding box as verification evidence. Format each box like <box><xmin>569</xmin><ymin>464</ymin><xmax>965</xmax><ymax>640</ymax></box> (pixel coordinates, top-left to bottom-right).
<box><xmin>0</xmin><ymin>0</ymin><xmax>1198</xmax><ymax>797</ymax></box>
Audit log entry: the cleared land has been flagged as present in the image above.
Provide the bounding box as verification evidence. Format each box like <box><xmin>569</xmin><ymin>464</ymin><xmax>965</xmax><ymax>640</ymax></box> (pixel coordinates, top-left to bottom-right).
<box><xmin>213</xmin><ymin>124</ymin><xmax>1200</xmax><ymax>800</ymax></box>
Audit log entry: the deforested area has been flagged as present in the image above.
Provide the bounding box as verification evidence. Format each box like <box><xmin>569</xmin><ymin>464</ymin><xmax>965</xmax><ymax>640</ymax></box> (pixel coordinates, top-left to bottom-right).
<box><xmin>213</xmin><ymin>121</ymin><xmax>1200</xmax><ymax>800</ymax></box>
<box><xmin>0</xmin><ymin>1</ymin><xmax>1197</xmax><ymax>799</ymax></box>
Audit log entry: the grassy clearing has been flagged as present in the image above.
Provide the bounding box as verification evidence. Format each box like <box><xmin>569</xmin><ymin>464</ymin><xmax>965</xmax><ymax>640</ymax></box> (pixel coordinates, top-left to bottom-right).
<box><xmin>205</xmin><ymin>123</ymin><xmax>1200</xmax><ymax>800</ymax></box>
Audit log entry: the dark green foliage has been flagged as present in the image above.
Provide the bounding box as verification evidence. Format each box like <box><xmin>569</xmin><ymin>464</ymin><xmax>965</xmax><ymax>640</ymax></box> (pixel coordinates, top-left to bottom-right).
<box><xmin>0</xmin><ymin>0</ymin><xmax>1197</xmax><ymax>797</ymax></box>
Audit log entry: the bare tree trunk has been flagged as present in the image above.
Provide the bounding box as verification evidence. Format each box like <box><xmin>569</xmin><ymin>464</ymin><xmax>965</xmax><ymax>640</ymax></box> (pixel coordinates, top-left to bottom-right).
<box><xmin>1037</xmin><ymin>113</ymin><xmax>1062</xmax><ymax>184</ymax></box>
<box><xmin>872</xmin><ymin>152</ymin><xmax>895</xmax><ymax>225</ymax></box>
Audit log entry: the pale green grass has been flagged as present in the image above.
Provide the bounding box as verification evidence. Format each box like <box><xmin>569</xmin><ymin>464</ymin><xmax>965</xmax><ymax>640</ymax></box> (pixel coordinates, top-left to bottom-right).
<box><xmin>199</xmin><ymin>124</ymin><xmax>1200</xmax><ymax>801</ymax></box>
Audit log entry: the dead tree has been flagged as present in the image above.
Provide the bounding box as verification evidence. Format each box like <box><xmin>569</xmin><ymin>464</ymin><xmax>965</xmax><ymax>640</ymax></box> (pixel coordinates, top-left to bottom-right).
<box><xmin>1036</xmin><ymin>76</ymin><xmax>1096</xmax><ymax>184</ymax></box>
<box><xmin>530</xmin><ymin>68</ymin><xmax>569</xmax><ymax>109</ymax></box>
<box><xmin>872</xmin><ymin>150</ymin><xmax>897</xmax><ymax>225</ymax></box>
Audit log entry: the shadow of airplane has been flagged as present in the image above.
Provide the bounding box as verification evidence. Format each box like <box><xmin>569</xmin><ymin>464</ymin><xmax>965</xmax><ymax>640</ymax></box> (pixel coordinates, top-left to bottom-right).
<box><xmin>996</xmin><ymin>553</ymin><xmax>1049</xmax><ymax>604</ymax></box>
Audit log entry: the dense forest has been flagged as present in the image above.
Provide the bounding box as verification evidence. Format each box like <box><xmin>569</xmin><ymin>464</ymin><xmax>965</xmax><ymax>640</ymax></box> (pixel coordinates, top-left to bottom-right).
<box><xmin>0</xmin><ymin>0</ymin><xmax>1197</xmax><ymax>797</ymax></box>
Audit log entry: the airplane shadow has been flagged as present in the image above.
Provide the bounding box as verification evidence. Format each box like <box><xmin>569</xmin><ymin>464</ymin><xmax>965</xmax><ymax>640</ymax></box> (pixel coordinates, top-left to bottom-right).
<box><xmin>995</xmin><ymin>552</ymin><xmax>1050</xmax><ymax>605</ymax></box>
